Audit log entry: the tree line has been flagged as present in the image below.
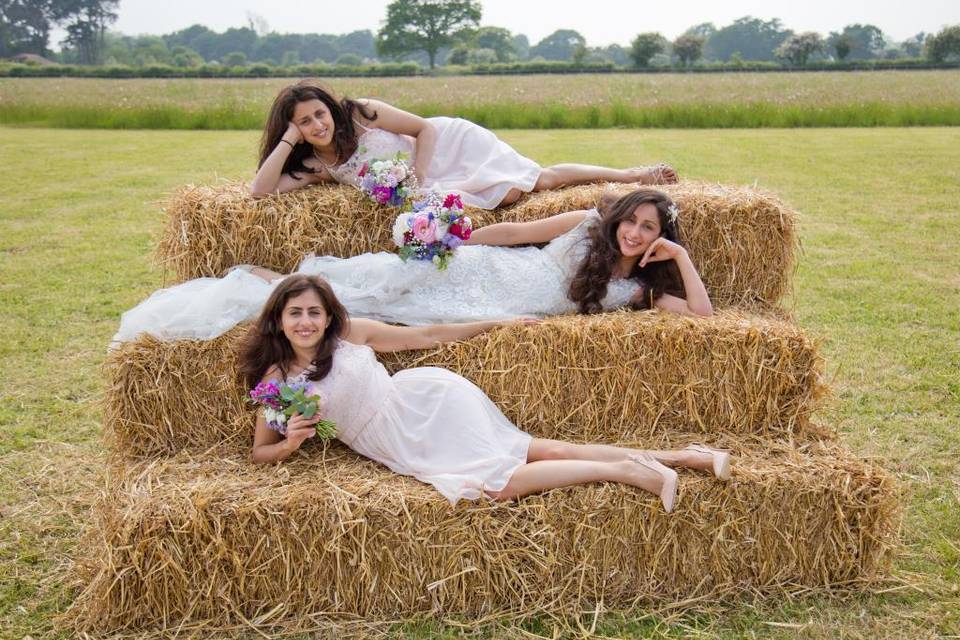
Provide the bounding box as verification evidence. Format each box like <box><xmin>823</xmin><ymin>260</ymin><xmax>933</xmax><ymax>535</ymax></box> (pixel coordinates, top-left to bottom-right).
<box><xmin>3</xmin><ymin>0</ymin><xmax>959</xmax><ymax>68</ymax></box>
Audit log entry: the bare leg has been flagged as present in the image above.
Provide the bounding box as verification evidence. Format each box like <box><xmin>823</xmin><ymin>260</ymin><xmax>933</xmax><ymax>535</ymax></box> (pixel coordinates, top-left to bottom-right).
<box><xmin>488</xmin><ymin>458</ymin><xmax>666</xmax><ymax>501</ymax></box>
<box><xmin>534</xmin><ymin>163</ymin><xmax>678</xmax><ymax>191</ymax></box>
<box><xmin>527</xmin><ymin>438</ymin><xmax>715</xmax><ymax>473</ymax></box>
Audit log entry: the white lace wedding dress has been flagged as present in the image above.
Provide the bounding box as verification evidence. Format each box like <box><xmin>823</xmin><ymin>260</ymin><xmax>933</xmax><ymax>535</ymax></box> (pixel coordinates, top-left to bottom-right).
<box><xmin>112</xmin><ymin>210</ymin><xmax>640</xmax><ymax>344</ymax></box>
<box><xmin>293</xmin><ymin>339</ymin><xmax>532</xmax><ymax>504</ymax></box>
<box><xmin>328</xmin><ymin>117</ymin><xmax>541</xmax><ymax>209</ymax></box>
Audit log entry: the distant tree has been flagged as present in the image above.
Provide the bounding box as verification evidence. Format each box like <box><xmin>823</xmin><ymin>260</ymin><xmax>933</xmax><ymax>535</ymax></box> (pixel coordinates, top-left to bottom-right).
<box><xmin>334</xmin><ymin>52</ymin><xmax>363</xmax><ymax>66</ymax></box>
<box><xmin>473</xmin><ymin>26</ymin><xmax>514</xmax><ymax>62</ymax></box>
<box><xmin>775</xmin><ymin>32</ymin><xmax>822</xmax><ymax>65</ymax></box>
<box><xmin>831</xmin><ymin>24</ymin><xmax>886</xmax><ymax>59</ymax></box>
<box><xmin>339</xmin><ymin>29</ymin><xmax>376</xmax><ymax>58</ymax></box>
<box><xmin>901</xmin><ymin>33</ymin><xmax>927</xmax><ymax>58</ymax></box>
<box><xmin>280</xmin><ymin>50</ymin><xmax>301</xmax><ymax>66</ymax></box>
<box><xmin>376</xmin><ymin>0</ymin><xmax>481</xmax><ymax>69</ymax></box>
<box><xmin>827</xmin><ymin>33</ymin><xmax>852</xmax><ymax>60</ymax></box>
<box><xmin>53</xmin><ymin>0</ymin><xmax>120</xmax><ymax>64</ymax></box>
<box><xmin>223</xmin><ymin>51</ymin><xmax>247</xmax><ymax>67</ymax></box>
<box><xmin>216</xmin><ymin>27</ymin><xmax>257</xmax><ymax>61</ymax></box>
<box><xmin>683</xmin><ymin>22</ymin><xmax>716</xmax><ymax>58</ymax></box>
<box><xmin>571</xmin><ymin>42</ymin><xmax>588</xmax><ymax>65</ymax></box>
<box><xmin>301</xmin><ymin>33</ymin><xmax>340</xmax><ymax>63</ymax></box>
<box><xmin>447</xmin><ymin>45</ymin><xmax>469</xmax><ymax>64</ymax></box>
<box><xmin>672</xmin><ymin>33</ymin><xmax>704</xmax><ymax>66</ymax></box>
<box><xmin>529</xmin><ymin>29</ymin><xmax>586</xmax><ymax>61</ymax></box>
<box><xmin>708</xmin><ymin>16</ymin><xmax>791</xmax><ymax>61</ymax></box>
<box><xmin>0</xmin><ymin>0</ymin><xmax>55</xmax><ymax>56</ymax></box>
<box><xmin>602</xmin><ymin>43</ymin><xmax>629</xmax><ymax>66</ymax></box>
<box><xmin>170</xmin><ymin>44</ymin><xmax>202</xmax><ymax>67</ymax></box>
<box><xmin>926</xmin><ymin>25</ymin><xmax>960</xmax><ymax>63</ymax></box>
<box><xmin>511</xmin><ymin>33</ymin><xmax>529</xmax><ymax>59</ymax></box>
<box><xmin>164</xmin><ymin>24</ymin><xmax>217</xmax><ymax>60</ymax></box>
<box><xmin>630</xmin><ymin>32</ymin><xmax>667</xmax><ymax>67</ymax></box>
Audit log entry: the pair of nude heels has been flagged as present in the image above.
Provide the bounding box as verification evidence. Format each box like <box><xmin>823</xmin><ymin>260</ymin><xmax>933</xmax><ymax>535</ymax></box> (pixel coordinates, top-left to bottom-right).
<box><xmin>629</xmin><ymin>444</ymin><xmax>732</xmax><ymax>514</ymax></box>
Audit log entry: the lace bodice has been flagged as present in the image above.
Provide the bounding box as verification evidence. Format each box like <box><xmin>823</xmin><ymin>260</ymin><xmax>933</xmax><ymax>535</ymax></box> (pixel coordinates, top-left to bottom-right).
<box><xmin>326</xmin><ymin>125</ymin><xmax>415</xmax><ymax>186</ymax></box>
<box><xmin>298</xmin><ymin>209</ymin><xmax>641</xmax><ymax>325</ymax></box>
<box><xmin>289</xmin><ymin>341</ymin><xmax>394</xmax><ymax>445</ymax></box>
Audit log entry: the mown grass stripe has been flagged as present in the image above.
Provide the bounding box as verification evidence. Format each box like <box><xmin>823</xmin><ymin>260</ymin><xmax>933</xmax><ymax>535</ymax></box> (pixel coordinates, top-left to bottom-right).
<box><xmin>4</xmin><ymin>102</ymin><xmax>960</xmax><ymax>130</ymax></box>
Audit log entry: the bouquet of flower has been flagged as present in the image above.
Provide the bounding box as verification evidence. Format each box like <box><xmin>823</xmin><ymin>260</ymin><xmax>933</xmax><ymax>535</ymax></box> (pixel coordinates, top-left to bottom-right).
<box><xmin>357</xmin><ymin>153</ymin><xmax>419</xmax><ymax>207</ymax></box>
<box><xmin>249</xmin><ymin>379</ymin><xmax>337</xmax><ymax>439</ymax></box>
<box><xmin>391</xmin><ymin>192</ymin><xmax>473</xmax><ymax>270</ymax></box>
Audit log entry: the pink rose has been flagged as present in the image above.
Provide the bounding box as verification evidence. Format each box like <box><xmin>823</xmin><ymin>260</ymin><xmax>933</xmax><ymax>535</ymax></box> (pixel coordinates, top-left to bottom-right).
<box><xmin>412</xmin><ymin>215</ymin><xmax>437</xmax><ymax>244</ymax></box>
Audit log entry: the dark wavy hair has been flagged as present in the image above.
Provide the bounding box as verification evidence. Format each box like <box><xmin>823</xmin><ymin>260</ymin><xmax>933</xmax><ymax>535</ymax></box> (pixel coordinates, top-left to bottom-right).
<box><xmin>258</xmin><ymin>79</ymin><xmax>378</xmax><ymax>179</ymax></box>
<box><xmin>239</xmin><ymin>274</ymin><xmax>349</xmax><ymax>390</ymax></box>
<box><xmin>568</xmin><ymin>188</ymin><xmax>686</xmax><ymax>314</ymax></box>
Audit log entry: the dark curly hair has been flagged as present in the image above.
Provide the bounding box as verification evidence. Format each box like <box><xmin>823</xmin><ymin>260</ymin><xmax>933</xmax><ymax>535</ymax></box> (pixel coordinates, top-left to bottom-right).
<box><xmin>258</xmin><ymin>79</ymin><xmax>378</xmax><ymax>179</ymax></box>
<box><xmin>568</xmin><ymin>188</ymin><xmax>686</xmax><ymax>314</ymax></box>
<box><xmin>239</xmin><ymin>274</ymin><xmax>349</xmax><ymax>390</ymax></box>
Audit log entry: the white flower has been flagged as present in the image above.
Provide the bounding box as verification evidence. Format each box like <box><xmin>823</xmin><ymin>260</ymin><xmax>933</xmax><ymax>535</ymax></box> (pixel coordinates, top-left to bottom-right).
<box><xmin>392</xmin><ymin>213</ymin><xmax>412</xmax><ymax>247</ymax></box>
<box><xmin>666</xmin><ymin>204</ymin><xmax>680</xmax><ymax>224</ymax></box>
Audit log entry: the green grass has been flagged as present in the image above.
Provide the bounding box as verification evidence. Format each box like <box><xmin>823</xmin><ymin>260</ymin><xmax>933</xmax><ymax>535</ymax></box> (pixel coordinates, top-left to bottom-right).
<box><xmin>3</xmin><ymin>72</ymin><xmax>960</xmax><ymax>129</ymax></box>
<box><xmin>1</xmin><ymin>127</ymin><xmax>958</xmax><ymax>638</ymax></box>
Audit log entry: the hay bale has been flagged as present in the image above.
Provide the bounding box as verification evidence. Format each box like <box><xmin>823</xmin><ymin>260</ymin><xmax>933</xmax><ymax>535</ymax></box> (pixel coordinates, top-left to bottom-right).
<box><xmin>156</xmin><ymin>181</ymin><xmax>797</xmax><ymax>309</ymax></box>
<box><xmin>68</xmin><ymin>440</ymin><xmax>900</xmax><ymax>633</ymax></box>
<box><xmin>105</xmin><ymin>310</ymin><xmax>828</xmax><ymax>461</ymax></box>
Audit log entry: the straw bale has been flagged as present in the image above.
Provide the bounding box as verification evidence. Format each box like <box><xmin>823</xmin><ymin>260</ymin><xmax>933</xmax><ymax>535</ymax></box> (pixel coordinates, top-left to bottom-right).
<box><xmin>105</xmin><ymin>310</ymin><xmax>828</xmax><ymax>462</ymax></box>
<box><xmin>156</xmin><ymin>181</ymin><xmax>797</xmax><ymax>309</ymax></box>
<box><xmin>69</xmin><ymin>440</ymin><xmax>900</xmax><ymax>633</ymax></box>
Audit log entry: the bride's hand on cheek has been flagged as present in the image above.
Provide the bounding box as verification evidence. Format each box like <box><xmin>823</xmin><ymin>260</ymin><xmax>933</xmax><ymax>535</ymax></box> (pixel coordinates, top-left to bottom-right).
<box><xmin>283</xmin><ymin>121</ymin><xmax>304</xmax><ymax>146</ymax></box>
<box><xmin>640</xmin><ymin>238</ymin><xmax>687</xmax><ymax>268</ymax></box>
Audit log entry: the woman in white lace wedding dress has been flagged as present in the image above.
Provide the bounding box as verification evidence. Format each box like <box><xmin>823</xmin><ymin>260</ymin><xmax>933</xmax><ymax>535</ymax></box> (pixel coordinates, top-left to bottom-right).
<box><xmin>245</xmin><ymin>275</ymin><xmax>731</xmax><ymax>510</ymax></box>
<box><xmin>113</xmin><ymin>189</ymin><xmax>713</xmax><ymax>344</ymax></box>
<box><xmin>248</xmin><ymin>80</ymin><xmax>677</xmax><ymax>209</ymax></box>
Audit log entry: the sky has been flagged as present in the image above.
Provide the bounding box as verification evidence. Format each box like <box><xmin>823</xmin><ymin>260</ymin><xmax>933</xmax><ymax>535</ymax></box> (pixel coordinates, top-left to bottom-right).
<box><xmin>54</xmin><ymin>0</ymin><xmax>960</xmax><ymax>47</ymax></box>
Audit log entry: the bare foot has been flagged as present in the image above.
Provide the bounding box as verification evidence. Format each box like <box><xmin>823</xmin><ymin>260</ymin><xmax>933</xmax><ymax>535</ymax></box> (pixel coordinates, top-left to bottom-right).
<box><xmin>626</xmin><ymin>163</ymin><xmax>679</xmax><ymax>185</ymax></box>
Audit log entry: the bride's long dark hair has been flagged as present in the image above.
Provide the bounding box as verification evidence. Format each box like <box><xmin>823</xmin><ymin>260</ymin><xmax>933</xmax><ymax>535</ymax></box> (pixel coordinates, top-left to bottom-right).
<box><xmin>258</xmin><ymin>79</ymin><xmax>379</xmax><ymax>179</ymax></box>
<box><xmin>568</xmin><ymin>188</ymin><xmax>686</xmax><ymax>314</ymax></box>
<box><xmin>239</xmin><ymin>275</ymin><xmax>349</xmax><ymax>390</ymax></box>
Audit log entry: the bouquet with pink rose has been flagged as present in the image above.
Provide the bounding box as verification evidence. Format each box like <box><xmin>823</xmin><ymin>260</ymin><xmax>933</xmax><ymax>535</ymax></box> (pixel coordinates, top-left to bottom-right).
<box><xmin>248</xmin><ymin>379</ymin><xmax>337</xmax><ymax>439</ymax></box>
<box><xmin>391</xmin><ymin>192</ymin><xmax>472</xmax><ymax>270</ymax></box>
<box><xmin>357</xmin><ymin>153</ymin><xmax>418</xmax><ymax>207</ymax></box>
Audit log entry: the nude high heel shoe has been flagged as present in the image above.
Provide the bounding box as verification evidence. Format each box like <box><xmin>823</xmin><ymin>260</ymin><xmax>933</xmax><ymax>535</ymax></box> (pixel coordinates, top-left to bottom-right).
<box><xmin>684</xmin><ymin>444</ymin><xmax>732</xmax><ymax>481</ymax></box>
<box><xmin>629</xmin><ymin>453</ymin><xmax>679</xmax><ymax>513</ymax></box>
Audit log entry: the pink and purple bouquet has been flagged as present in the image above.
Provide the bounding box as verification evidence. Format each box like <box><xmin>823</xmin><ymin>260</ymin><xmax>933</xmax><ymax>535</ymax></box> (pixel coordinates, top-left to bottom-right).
<box><xmin>249</xmin><ymin>379</ymin><xmax>336</xmax><ymax>439</ymax></box>
<box><xmin>391</xmin><ymin>192</ymin><xmax>473</xmax><ymax>270</ymax></box>
<box><xmin>357</xmin><ymin>154</ymin><xmax>418</xmax><ymax>207</ymax></box>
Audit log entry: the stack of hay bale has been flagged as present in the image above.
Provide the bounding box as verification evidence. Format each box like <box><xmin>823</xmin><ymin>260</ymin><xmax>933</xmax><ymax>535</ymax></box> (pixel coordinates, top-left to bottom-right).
<box><xmin>70</xmin><ymin>182</ymin><xmax>901</xmax><ymax>633</ymax></box>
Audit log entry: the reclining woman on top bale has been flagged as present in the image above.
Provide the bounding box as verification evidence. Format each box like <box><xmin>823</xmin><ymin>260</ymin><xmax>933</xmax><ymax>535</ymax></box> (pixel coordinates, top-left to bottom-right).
<box><xmin>113</xmin><ymin>188</ymin><xmax>711</xmax><ymax>343</ymax></box>
<box><xmin>248</xmin><ymin>79</ymin><xmax>677</xmax><ymax>209</ymax></box>
<box><xmin>243</xmin><ymin>274</ymin><xmax>730</xmax><ymax>512</ymax></box>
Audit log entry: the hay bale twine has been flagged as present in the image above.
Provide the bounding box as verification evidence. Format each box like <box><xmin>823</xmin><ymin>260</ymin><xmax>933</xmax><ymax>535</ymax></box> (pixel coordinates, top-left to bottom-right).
<box><xmin>156</xmin><ymin>181</ymin><xmax>797</xmax><ymax>309</ymax></box>
<box><xmin>105</xmin><ymin>310</ymin><xmax>828</xmax><ymax>461</ymax></box>
<box><xmin>68</xmin><ymin>440</ymin><xmax>900</xmax><ymax>633</ymax></box>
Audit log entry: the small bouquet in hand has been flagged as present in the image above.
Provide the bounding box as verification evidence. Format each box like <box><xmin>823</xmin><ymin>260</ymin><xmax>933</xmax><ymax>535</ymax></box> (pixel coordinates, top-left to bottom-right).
<box><xmin>391</xmin><ymin>192</ymin><xmax>473</xmax><ymax>270</ymax></box>
<box><xmin>357</xmin><ymin>153</ymin><xmax>419</xmax><ymax>207</ymax></box>
<box><xmin>249</xmin><ymin>380</ymin><xmax>336</xmax><ymax>439</ymax></box>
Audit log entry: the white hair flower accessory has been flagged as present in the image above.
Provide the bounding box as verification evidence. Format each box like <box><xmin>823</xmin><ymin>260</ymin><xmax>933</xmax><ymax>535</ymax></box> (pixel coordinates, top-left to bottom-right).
<box><xmin>666</xmin><ymin>204</ymin><xmax>680</xmax><ymax>224</ymax></box>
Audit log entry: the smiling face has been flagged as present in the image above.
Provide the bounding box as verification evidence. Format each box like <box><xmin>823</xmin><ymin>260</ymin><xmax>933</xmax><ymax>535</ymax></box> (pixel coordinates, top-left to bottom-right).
<box><xmin>280</xmin><ymin>288</ymin><xmax>330</xmax><ymax>352</ymax></box>
<box><xmin>616</xmin><ymin>202</ymin><xmax>662</xmax><ymax>258</ymax></box>
<box><xmin>291</xmin><ymin>98</ymin><xmax>335</xmax><ymax>148</ymax></box>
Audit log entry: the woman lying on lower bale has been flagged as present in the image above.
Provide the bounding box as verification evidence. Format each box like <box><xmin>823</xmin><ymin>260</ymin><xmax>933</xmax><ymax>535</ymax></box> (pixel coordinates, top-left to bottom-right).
<box><xmin>241</xmin><ymin>274</ymin><xmax>730</xmax><ymax>512</ymax></box>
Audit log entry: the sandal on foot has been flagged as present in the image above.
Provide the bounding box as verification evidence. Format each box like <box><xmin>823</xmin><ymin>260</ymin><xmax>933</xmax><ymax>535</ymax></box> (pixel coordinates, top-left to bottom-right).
<box><xmin>629</xmin><ymin>453</ymin><xmax>679</xmax><ymax>513</ymax></box>
<box><xmin>684</xmin><ymin>444</ymin><xmax>731</xmax><ymax>481</ymax></box>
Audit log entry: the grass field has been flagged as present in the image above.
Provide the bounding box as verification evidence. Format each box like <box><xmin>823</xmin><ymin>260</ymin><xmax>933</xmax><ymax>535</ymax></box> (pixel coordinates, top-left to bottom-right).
<box><xmin>1</xmin><ymin>126</ymin><xmax>959</xmax><ymax>638</ymax></box>
<box><xmin>3</xmin><ymin>71</ymin><xmax>960</xmax><ymax>129</ymax></box>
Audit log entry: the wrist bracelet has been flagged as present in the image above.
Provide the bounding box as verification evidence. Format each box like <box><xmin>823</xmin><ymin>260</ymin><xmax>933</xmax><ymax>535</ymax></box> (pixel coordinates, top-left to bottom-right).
<box><xmin>280</xmin><ymin>139</ymin><xmax>294</xmax><ymax>148</ymax></box>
